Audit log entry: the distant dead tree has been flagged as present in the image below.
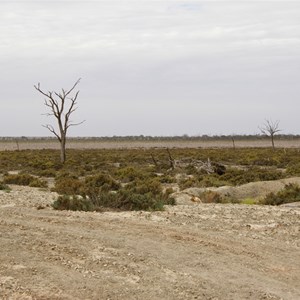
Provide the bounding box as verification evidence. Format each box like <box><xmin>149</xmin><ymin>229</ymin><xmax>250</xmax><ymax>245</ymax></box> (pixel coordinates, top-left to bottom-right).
<box><xmin>231</xmin><ymin>135</ymin><xmax>236</xmax><ymax>150</ymax></box>
<box><xmin>259</xmin><ymin>119</ymin><xmax>281</xmax><ymax>150</ymax></box>
<box><xmin>34</xmin><ymin>79</ymin><xmax>85</xmax><ymax>163</ymax></box>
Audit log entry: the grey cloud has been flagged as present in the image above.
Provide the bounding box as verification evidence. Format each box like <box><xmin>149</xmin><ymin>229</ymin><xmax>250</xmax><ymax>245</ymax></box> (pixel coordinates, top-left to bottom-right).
<box><xmin>0</xmin><ymin>1</ymin><xmax>299</xmax><ymax>136</ymax></box>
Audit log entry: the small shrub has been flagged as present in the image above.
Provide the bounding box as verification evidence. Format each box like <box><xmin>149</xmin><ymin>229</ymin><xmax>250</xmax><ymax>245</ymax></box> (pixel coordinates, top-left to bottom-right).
<box><xmin>178</xmin><ymin>177</ymin><xmax>199</xmax><ymax>190</ymax></box>
<box><xmin>286</xmin><ymin>163</ymin><xmax>300</xmax><ymax>176</ymax></box>
<box><xmin>52</xmin><ymin>195</ymin><xmax>94</xmax><ymax>211</ymax></box>
<box><xmin>200</xmin><ymin>191</ymin><xmax>223</xmax><ymax>203</ymax></box>
<box><xmin>3</xmin><ymin>173</ymin><xmax>47</xmax><ymax>187</ymax></box>
<box><xmin>262</xmin><ymin>183</ymin><xmax>300</xmax><ymax>205</ymax></box>
<box><xmin>115</xmin><ymin>167</ymin><xmax>150</xmax><ymax>182</ymax></box>
<box><xmin>124</xmin><ymin>178</ymin><xmax>162</xmax><ymax>195</ymax></box>
<box><xmin>83</xmin><ymin>173</ymin><xmax>120</xmax><ymax>201</ymax></box>
<box><xmin>0</xmin><ymin>181</ymin><xmax>10</xmax><ymax>191</ymax></box>
<box><xmin>54</xmin><ymin>177</ymin><xmax>84</xmax><ymax>195</ymax></box>
<box><xmin>37</xmin><ymin>169</ymin><xmax>57</xmax><ymax>177</ymax></box>
<box><xmin>29</xmin><ymin>178</ymin><xmax>48</xmax><ymax>188</ymax></box>
<box><xmin>117</xmin><ymin>189</ymin><xmax>175</xmax><ymax>211</ymax></box>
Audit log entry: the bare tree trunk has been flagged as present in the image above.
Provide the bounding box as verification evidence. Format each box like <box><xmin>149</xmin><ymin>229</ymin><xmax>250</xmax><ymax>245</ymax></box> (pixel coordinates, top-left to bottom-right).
<box><xmin>166</xmin><ymin>148</ymin><xmax>175</xmax><ymax>170</ymax></box>
<box><xmin>231</xmin><ymin>136</ymin><xmax>236</xmax><ymax>150</ymax></box>
<box><xmin>60</xmin><ymin>138</ymin><xmax>66</xmax><ymax>164</ymax></box>
<box><xmin>271</xmin><ymin>134</ymin><xmax>275</xmax><ymax>150</ymax></box>
<box><xmin>15</xmin><ymin>139</ymin><xmax>20</xmax><ymax>151</ymax></box>
<box><xmin>150</xmin><ymin>153</ymin><xmax>158</xmax><ymax>167</ymax></box>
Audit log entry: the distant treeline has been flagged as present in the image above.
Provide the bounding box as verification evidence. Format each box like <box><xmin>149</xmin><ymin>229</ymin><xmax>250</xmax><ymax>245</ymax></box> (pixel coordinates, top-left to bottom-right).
<box><xmin>1</xmin><ymin>134</ymin><xmax>300</xmax><ymax>141</ymax></box>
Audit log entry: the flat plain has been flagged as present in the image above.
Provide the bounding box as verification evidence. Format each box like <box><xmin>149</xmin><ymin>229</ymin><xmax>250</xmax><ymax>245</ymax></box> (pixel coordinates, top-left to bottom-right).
<box><xmin>0</xmin><ymin>137</ymin><xmax>300</xmax><ymax>151</ymax></box>
<box><xmin>0</xmin><ymin>140</ymin><xmax>299</xmax><ymax>299</ymax></box>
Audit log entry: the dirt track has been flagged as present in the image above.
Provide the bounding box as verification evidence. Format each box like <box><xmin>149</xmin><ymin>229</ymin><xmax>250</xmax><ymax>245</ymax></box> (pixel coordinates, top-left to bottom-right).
<box><xmin>0</xmin><ymin>185</ymin><xmax>299</xmax><ymax>299</ymax></box>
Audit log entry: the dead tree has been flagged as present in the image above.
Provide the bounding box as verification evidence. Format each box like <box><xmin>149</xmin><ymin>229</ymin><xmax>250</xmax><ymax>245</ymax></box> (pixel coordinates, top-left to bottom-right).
<box><xmin>150</xmin><ymin>153</ymin><xmax>159</xmax><ymax>168</ymax></box>
<box><xmin>34</xmin><ymin>79</ymin><xmax>85</xmax><ymax>163</ymax></box>
<box><xmin>166</xmin><ymin>148</ymin><xmax>176</xmax><ymax>170</ymax></box>
<box><xmin>259</xmin><ymin>119</ymin><xmax>281</xmax><ymax>150</ymax></box>
<box><xmin>231</xmin><ymin>136</ymin><xmax>236</xmax><ymax>150</ymax></box>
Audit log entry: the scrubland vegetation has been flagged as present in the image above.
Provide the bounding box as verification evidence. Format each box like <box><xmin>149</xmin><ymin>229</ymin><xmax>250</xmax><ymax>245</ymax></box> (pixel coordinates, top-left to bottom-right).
<box><xmin>1</xmin><ymin>147</ymin><xmax>300</xmax><ymax>210</ymax></box>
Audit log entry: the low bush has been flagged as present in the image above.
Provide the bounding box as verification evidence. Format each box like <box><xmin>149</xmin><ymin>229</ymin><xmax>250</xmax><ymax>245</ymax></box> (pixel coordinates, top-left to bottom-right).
<box><xmin>220</xmin><ymin>167</ymin><xmax>283</xmax><ymax>186</ymax></box>
<box><xmin>52</xmin><ymin>176</ymin><xmax>175</xmax><ymax>212</ymax></box>
<box><xmin>117</xmin><ymin>190</ymin><xmax>172</xmax><ymax>211</ymax></box>
<box><xmin>82</xmin><ymin>173</ymin><xmax>120</xmax><ymax>201</ymax></box>
<box><xmin>0</xmin><ymin>181</ymin><xmax>10</xmax><ymax>191</ymax></box>
<box><xmin>262</xmin><ymin>183</ymin><xmax>300</xmax><ymax>205</ymax></box>
<box><xmin>178</xmin><ymin>177</ymin><xmax>200</xmax><ymax>190</ymax></box>
<box><xmin>286</xmin><ymin>163</ymin><xmax>300</xmax><ymax>176</ymax></box>
<box><xmin>3</xmin><ymin>173</ymin><xmax>47</xmax><ymax>188</ymax></box>
<box><xmin>200</xmin><ymin>191</ymin><xmax>223</xmax><ymax>203</ymax></box>
<box><xmin>36</xmin><ymin>169</ymin><xmax>57</xmax><ymax>177</ymax></box>
<box><xmin>115</xmin><ymin>166</ymin><xmax>150</xmax><ymax>182</ymax></box>
<box><xmin>54</xmin><ymin>177</ymin><xmax>84</xmax><ymax>195</ymax></box>
<box><xmin>52</xmin><ymin>195</ymin><xmax>94</xmax><ymax>211</ymax></box>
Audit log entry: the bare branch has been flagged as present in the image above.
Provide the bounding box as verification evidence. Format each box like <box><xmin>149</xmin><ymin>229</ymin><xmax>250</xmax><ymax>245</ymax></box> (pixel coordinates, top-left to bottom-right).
<box><xmin>64</xmin><ymin>78</ymin><xmax>81</xmax><ymax>98</ymax></box>
<box><xmin>259</xmin><ymin>119</ymin><xmax>281</xmax><ymax>136</ymax></box>
<box><xmin>66</xmin><ymin>120</ymin><xmax>86</xmax><ymax>130</ymax></box>
<box><xmin>42</xmin><ymin>124</ymin><xmax>61</xmax><ymax>141</ymax></box>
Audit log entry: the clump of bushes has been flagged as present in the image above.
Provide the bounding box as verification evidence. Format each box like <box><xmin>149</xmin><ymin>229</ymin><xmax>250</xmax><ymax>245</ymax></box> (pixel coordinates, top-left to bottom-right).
<box><xmin>52</xmin><ymin>175</ymin><xmax>175</xmax><ymax>212</ymax></box>
<box><xmin>219</xmin><ymin>167</ymin><xmax>284</xmax><ymax>186</ymax></box>
<box><xmin>114</xmin><ymin>166</ymin><xmax>152</xmax><ymax>183</ymax></box>
<box><xmin>286</xmin><ymin>163</ymin><xmax>300</xmax><ymax>176</ymax></box>
<box><xmin>262</xmin><ymin>183</ymin><xmax>300</xmax><ymax>205</ymax></box>
<box><xmin>82</xmin><ymin>173</ymin><xmax>120</xmax><ymax>200</ymax></box>
<box><xmin>3</xmin><ymin>173</ymin><xmax>47</xmax><ymax>188</ymax></box>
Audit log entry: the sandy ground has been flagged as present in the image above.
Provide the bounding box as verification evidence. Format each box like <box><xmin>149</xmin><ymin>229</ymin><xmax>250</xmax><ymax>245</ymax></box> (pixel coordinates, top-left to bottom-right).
<box><xmin>0</xmin><ymin>185</ymin><xmax>299</xmax><ymax>300</ymax></box>
<box><xmin>1</xmin><ymin>138</ymin><xmax>300</xmax><ymax>150</ymax></box>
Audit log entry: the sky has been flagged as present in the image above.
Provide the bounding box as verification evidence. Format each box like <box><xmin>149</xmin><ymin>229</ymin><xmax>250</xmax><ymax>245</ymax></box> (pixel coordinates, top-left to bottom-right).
<box><xmin>0</xmin><ymin>0</ymin><xmax>300</xmax><ymax>137</ymax></box>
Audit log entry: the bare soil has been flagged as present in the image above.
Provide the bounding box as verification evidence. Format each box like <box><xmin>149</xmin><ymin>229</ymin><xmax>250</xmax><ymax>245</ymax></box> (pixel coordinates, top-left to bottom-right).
<box><xmin>0</xmin><ymin>184</ymin><xmax>299</xmax><ymax>300</ymax></box>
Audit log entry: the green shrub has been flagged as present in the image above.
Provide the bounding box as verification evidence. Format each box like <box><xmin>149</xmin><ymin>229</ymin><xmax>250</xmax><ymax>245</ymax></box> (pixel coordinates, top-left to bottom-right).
<box><xmin>3</xmin><ymin>173</ymin><xmax>47</xmax><ymax>187</ymax></box>
<box><xmin>200</xmin><ymin>191</ymin><xmax>223</xmax><ymax>203</ymax></box>
<box><xmin>54</xmin><ymin>177</ymin><xmax>84</xmax><ymax>195</ymax></box>
<box><xmin>81</xmin><ymin>177</ymin><xmax>174</xmax><ymax>211</ymax></box>
<box><xmin>124</xmin><ymin>178</ymin><xmax>162</xmax><ymax>195</ymax></box>
<box><xmin>29</xmin><ymin>178</ymin><xmax>48</xmax><ymax>188</ymax></box>
<box><xmin>117</xmin><ymin>191</ymin><xmax>167</xmax><ymax>211</ymax></box>
<box><xmin>37</xmin><ymin>169</ymin><xmax>57</xmax><ymax>177</ymax></box>
<box><xmin>0</xmin><ymin>181</ymin><xmax>10</xmax><ymax>191</ymax></box>
<box><xmin>82</xmin><ymin>173</ymin><xmax>120</xmax><ymax>201</ymax></box>
<box><xmin>179</xmin><ymin>177</ymin><xmax>199</xmax><ymax>190</ymax></box>
<box><xmin>115</xmin><ymin>166</ymin><xmax>153</xmax><ymax>182</ymax></box>
<box><xmin>52</xmin><ymin>195</ymin><xmax>94</xmax><ymax>211</ymax></box>
<box><xmin>158</xmin><ymin>175</ymin><xmax>175</xmax><ymax>184</ymax></box>
<box><xmin>262</xmin><ymin>183</ymin><xmax>300</xmax><ymax>205</ymax></box>
<box><xmin>220</xmin><ymin>167</ymin><xmax>283</xmax><ymax>186</ymax></box>
<box><xmin>198</xmin><ymin>175</ymin><xmax>229</xmax><ymax>188</ymax></box>
<box><xmin>286</xmin><ymin>163</ymin><xmax>300</xmax><ymax>176</ymax></box>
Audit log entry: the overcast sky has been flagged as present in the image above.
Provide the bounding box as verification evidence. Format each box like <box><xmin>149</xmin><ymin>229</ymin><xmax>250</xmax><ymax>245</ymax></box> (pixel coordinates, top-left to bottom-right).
<box><xmin>1</xmin><ymin>1</ymin><xmax>299</xmax><ymax>136</ymax></box>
